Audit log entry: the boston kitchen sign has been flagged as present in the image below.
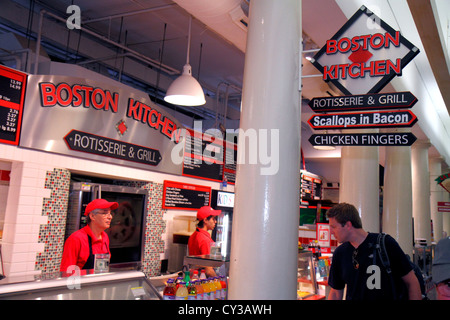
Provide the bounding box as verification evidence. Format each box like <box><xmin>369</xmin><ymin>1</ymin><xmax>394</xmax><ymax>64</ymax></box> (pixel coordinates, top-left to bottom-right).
<box><xmin>308</xmin><ymin>5</ymin><xmax>420</xmax><ymax>147</ymax></box>
<box><xmin>19</xmin><ymin>75</ymin><xmax>184</xmax><ymax>175</ymax></box>
<box><xmin>310</xmin><ymin>5</ymin><xmax>419</xmax><ymax>96</ymax></box>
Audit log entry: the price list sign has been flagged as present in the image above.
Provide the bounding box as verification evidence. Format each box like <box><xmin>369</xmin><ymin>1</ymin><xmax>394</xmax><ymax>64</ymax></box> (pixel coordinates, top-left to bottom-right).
<box><xmin>0</xmin><ymin>66</ymin><xmax>27</xmax><ymax>145</ymax></box>
<box><xmin>162</xmin><ymin>180</ymin><xmax>211</xmax><ymax>210</ymax></box>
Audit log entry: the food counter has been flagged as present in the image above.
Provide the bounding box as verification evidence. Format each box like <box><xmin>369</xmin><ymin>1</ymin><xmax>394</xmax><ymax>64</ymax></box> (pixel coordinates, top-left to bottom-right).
<box><xmin>0</xmin><ymin>270</ymin><xmax>170</xmax><ymax>300</ymax></box>
<box><xmin>183</xmin><ymin>254</ymin><xmax>230</xmax><ymax>275</ymax></box>
<box><xmin>297</xmin><ymin>250</ymin><xmax>327</xmax><ymax>300</ymax></box>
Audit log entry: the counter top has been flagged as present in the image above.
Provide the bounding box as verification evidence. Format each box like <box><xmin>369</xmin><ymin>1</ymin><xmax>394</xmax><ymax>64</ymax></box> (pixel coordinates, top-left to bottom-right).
<box><xmin>185</xmin><ymin>254</ymin><xmax>229</xmax><ymax>262</ymax></box>
<box><xmin>0</xmin><ymin>270</ymin><xmax>146</xmax><ymax>295</ymax></box>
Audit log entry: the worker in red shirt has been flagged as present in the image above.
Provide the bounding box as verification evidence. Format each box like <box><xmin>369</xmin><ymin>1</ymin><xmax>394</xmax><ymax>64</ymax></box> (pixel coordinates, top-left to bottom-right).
<box><xmin>60</xmin><ymin>199</ymin><xmax>118</xmax><ymax>274</ymax></box>
<box><xmin>188</xmin><ymin>206</ymin><xmax>221</xmax><ymax>277</ymax></box>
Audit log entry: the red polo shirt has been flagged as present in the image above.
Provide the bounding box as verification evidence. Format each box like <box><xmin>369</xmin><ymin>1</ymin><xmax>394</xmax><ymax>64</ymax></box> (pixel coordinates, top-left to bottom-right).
<box><xmin>188</xmin><ymin>228</ymin><xmax>214</xmax><ymax>255</ymax></box>
<box><xmin>60</xmin><ymin>225</ymin><xmax>110</xmax><ymax>273</ymax></box>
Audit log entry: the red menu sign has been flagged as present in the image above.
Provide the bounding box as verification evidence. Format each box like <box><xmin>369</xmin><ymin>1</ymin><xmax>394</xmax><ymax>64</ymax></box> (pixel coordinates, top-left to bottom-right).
<box><xmin>0</xmin><ymin>65</ymin><xmax>27</xmax><ymax>145</ymax></box>
<box><xmin>162</xmin><ymin>180</ymin><xmax>211</xmax><ymax>210</ymax></box>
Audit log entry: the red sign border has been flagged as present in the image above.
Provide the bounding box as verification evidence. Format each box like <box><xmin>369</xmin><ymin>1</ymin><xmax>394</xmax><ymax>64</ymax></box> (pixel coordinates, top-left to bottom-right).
<box><xmin>0</xmin><ymin>65</ymin><xmax>27</xmax><ymax>146</ymax></box>
<box><xmin>308</xmin><ymin>109</ymin><xmax>417</xmax><ymax>130</ymax></box>
<box><xmin>162</xmin><ymin>180</ymin><xmax>211</xmax><ymax>211</ymax></box>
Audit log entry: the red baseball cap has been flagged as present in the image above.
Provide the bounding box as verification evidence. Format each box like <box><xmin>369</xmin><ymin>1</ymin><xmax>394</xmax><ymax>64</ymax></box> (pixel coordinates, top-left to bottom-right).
<box><xmin>84</xmin><ymin>199</ymin><xmax>119</xmax><ymax>216</ymax></box>
<box><xmin>196</xmin><ymin>206</ymin><xmax>221</xmax><ymax>221</ymax></box>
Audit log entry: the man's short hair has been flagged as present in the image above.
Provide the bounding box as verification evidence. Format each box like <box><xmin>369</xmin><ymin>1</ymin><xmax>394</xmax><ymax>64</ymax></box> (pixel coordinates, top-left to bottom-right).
<box><xmin>86</xmin><ymin>208</ymin><xmax>104</xmax><ymax>224</ymax></box>
<box><xmin>327</xmin><ymin>203</ymin><xmax>363</xmax><ymax>229</ymax></box>
<box><xmin>197</xmin><ymin>215</ymin><xmax>217</xmax><ymax>228</ymax></box>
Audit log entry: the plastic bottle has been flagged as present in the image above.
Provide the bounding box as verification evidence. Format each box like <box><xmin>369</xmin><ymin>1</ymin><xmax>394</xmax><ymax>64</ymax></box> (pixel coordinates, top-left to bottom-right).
<box><xmin>194</xmin><ymin>280</ymin><xmax>204</xmax><ymax>300</ymax></box>
<box><xmin>163</xmin><ymin>278</ymin><xmax>176</xmax><ymax>300</ymax></box>
<box><xmin>176</xmin><ymin>277</ymin><xmax>183</xmax><ymax>289</ymax></box>
<box><xmin>191</xmin><ymin>270</ymin><xmax>199</xmax><ymax>281</ymax></box>
<box><xmin>207</xmin><ymin>277</ymin><xmax>216</xmax><ymax>300</ymax></box>
<box><xmin>199</xmin><ymin>269</ymin><xmax>207</xmax><ymax>280</ymax></box>
<box><xmin>183</xmin><ymin>268</ymin><xmax>191</xmax><ymax>285</ymax></box>
<box><xmin>220</xmin><ymin>276</ymin><xmax>227</xmax><ymax>300</ymax></box>
<box><xmin>187</xmin><ymin>281</ymin><xmax>197</xmax><ymax>300</ymax></box>
<box><xmin>213</xmin><ymin>277</ymin><xmax>222</xmax><ymax>300</ymax></box>
<box><xmin>201</xmin><ymin>279</ymin><xmax>211</xmax><ymax>300</ymax></box>
<box><xmin>175</xmin><ymin>281</ymin><xmax>188</xmax><ymax>300</ymax></box>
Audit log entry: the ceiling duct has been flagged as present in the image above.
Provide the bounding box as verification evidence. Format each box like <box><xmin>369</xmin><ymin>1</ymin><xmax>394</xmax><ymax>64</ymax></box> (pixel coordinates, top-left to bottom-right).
<box><xmin>172</xmin><ymin>0</ymin><xmax>247</xmax><ymax>52</ymax></box>
<box><xmin>229</xmin><ymin>3</ymin><xmax>249</xmax><ymax>31</ymax></box>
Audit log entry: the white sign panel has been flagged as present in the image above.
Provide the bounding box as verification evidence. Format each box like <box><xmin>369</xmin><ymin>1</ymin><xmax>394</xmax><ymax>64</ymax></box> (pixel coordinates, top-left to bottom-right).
<box><xmin>20</xmin><ymin>75</ymin><xmax>184</xmax><ymax>175</ymax></box>
<box><xmin>311</xmin><ymin>5</ymin><xmax>419</xmax><ymax>95</ymax></box>
<box><xmin>316</xmin><ymin>223</ymin><xmax>331</xmax><ymax>248</ymax></box>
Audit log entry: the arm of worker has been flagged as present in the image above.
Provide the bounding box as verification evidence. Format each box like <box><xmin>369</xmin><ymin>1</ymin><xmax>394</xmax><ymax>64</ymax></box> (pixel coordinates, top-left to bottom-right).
<box><xmin>327</xmin><ymin>287</ymin><xmax>344</xmax><ymax>300</ymax></box>
<box><xmin>204</xmin><ymin>266</ymin><xmax>216</xmax><ymax>278</ymax></box>
<box><xmin>60</xmin><ymin>236</ymin><xmax>80</xmax><ymax>273</ymax></box>
<box><xmin>402</xmin><ymin>270</ymin><xmax>422</xmax><ymax>300</ymax></box>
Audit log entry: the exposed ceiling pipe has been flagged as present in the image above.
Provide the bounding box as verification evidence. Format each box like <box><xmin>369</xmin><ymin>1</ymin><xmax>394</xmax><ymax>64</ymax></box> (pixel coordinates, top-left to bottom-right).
<box><xmin>34</xmin><ymin>9</ymin><xmax>180</xmax><ymax>75</ymax></box>
<box><xmin>82</xmin><ymin>4</ymin><xmax>175</xmax><ymax>24</ymax></box>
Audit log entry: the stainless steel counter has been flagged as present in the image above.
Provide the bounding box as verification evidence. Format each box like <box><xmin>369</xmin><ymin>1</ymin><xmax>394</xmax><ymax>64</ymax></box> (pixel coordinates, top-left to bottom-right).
<box><xmin>0</xmin><ymin>270</ymin><xmax>168</xmax><ymax>300</ymax></box>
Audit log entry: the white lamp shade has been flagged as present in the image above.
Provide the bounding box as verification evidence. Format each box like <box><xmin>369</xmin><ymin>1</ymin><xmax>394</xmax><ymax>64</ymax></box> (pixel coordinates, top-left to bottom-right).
<box><xmin>164</xmin><ymin>64</ymin><xmax>206</xmax><ymax>106</ymax></box>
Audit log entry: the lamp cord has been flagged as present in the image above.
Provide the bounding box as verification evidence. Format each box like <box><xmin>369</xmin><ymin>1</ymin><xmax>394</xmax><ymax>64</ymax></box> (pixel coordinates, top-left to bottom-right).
<box><xmin>186</xmin><ymin>15</ymin><xmax>192</xmax><ymax>65</ymax></box>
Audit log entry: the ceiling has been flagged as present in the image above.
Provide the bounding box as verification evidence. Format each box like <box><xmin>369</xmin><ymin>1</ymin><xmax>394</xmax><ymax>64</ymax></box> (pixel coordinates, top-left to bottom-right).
<box><xmin>0</xmin><ymin>0</ymin><xmax>449</xmax><ymax>182</ymax></box>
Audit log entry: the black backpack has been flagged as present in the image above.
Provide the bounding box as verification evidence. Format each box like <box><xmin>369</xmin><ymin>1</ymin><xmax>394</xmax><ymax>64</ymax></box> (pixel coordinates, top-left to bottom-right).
<box><xmin>372</xmin><ymin>233</ymin><xmax>427</xmax><ymax>300</ymax></box>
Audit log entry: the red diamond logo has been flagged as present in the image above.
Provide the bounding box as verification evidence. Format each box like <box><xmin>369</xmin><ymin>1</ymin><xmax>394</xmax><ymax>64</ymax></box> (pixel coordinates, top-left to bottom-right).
<box><xmin>348</xmin><ymin>47</ymin><xmax>373</xmax><ymax>63</ymax></box>
<box><xmin>116</xmin><ymin>120</ymin><xmax>128</xmax><ymax>136</ymax></box>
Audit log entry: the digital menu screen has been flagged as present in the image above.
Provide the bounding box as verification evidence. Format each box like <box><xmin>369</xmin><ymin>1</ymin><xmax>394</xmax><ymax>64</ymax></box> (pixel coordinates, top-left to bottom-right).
<box><xmin>0</xmin><ymin>65</ymin><xmax>27</xmax><ymax>145</ymax></box>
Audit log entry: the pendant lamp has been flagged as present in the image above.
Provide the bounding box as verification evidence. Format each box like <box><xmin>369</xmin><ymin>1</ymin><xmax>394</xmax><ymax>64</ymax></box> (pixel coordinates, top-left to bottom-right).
<box><xmin>164</xmin><ymin>16</ymin><xmax>206</xmax><ymax>106</ymax></box>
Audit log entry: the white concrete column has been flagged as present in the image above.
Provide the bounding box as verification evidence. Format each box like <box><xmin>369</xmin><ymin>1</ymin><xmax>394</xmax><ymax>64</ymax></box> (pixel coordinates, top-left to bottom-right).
<box><xmin>382</xmin><ymin>143</ymin><xmax>413</xmax><ymax>256</ymax></box>
<box><xmin>339</xmin><ymin>131</ymin><xmax>380</xmax><ymax>233</ymax></box>
<box><xmin>411</xmin><ymin>140</ymin><xmax>432</xmax><ymax>244</ymax></box>
<box><xmin>429</xmin><ymin>157</ymin><xmax>444</xmax><ymax>242</ymax></box>
<box><xmin>228</xmin><ymin>0</ymin><xmax>301</xmax><ymax>300</ymax></box>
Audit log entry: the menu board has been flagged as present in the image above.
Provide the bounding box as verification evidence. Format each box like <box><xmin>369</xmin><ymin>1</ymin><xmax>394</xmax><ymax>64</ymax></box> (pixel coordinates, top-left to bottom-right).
<box><xmin>182</xmin><ymin>129</ymin><xmax>236</xmax><ymax>184</ymax></box>
<box><xmin>300</xmin><ymin>171</ymin><xmax>322</xmax><ymax>203</ymax></box>
<box><xmin>162</xmin><ymin>180</ymin><xmax>211</xmax><ymax>210</ymax></box>
<box><xmin>223</xmin><ymin>140</ymin><xmax>237</xmax><ymax>184</ymax></box>
<box><xmin>0</xmin><ymin>66</ymin><xmax>27</xmax><ymax>145</ymax></box>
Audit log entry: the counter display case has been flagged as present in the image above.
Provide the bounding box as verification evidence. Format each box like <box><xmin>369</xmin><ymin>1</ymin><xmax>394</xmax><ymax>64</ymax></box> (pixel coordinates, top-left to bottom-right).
<box><xmin>183</xmin><ymin>254</ymin><xmax>230</xmax><ymax>275</ymax></box>
<box><xmin>297</xmin><ymin>250</ymin><xmax>326</xmax><ymax>300</ymax></box>
<box><xmin>0</xmin><ymin>270</ymin><xmax>165</xmax><ymax>300</ymax></box>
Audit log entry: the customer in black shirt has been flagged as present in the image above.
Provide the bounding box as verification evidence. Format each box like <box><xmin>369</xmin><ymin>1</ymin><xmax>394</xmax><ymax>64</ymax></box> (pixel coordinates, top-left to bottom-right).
<box><xmin>327</xmin><ymin>203</ymin><xmax>421</xmax><ymax>300</ymax></box>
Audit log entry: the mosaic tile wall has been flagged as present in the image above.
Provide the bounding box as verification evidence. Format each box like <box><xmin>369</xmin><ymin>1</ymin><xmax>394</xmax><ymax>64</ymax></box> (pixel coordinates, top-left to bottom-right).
<box><xmin>142</xmin><ymin>182</ymin><xmax>166</xmax><ymax>277</ymax></box>
<box><xmin>34</xmin><ymin>172</ymin><xmax>167</xmax><ymax>277</ymax></box>
<box><xmin>35</xmin><ymin>168</ymin><xmax>71</xmax><ymax>274</ymax></box>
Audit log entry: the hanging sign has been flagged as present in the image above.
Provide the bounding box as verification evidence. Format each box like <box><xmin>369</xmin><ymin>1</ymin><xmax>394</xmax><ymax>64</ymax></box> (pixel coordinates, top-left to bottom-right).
<box><xmin>310</xmin><ymin>5</ymin><xmax>419</xmax><ymax>95</ymax></box>
<box><xmin>0</xmin><ymin>65</ymin><xmax>27</xmax><ymax>145</ymax></box>
<box><xmin>308</xmin><ymin>91</ymin><xmax>417</xmax><ymax>113</ymax></box>
<box><xmin>308</xmin><ymin>110</ymin><xmax>417</xmax><ymax>130</ymax></box>
<box><xmin>435</xmin><ymin>174</ymin><xmax>450</xmax><ymax>193</ymax></box>
<box><xmin>437</xmin><ymin>200</ymin><xmax>450</xmax><ymax>212</ymax></box>
<box><xmin>309</xmin><ymin>132</ymin><xmax>417</xmax><ymax>147</ymax></box>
